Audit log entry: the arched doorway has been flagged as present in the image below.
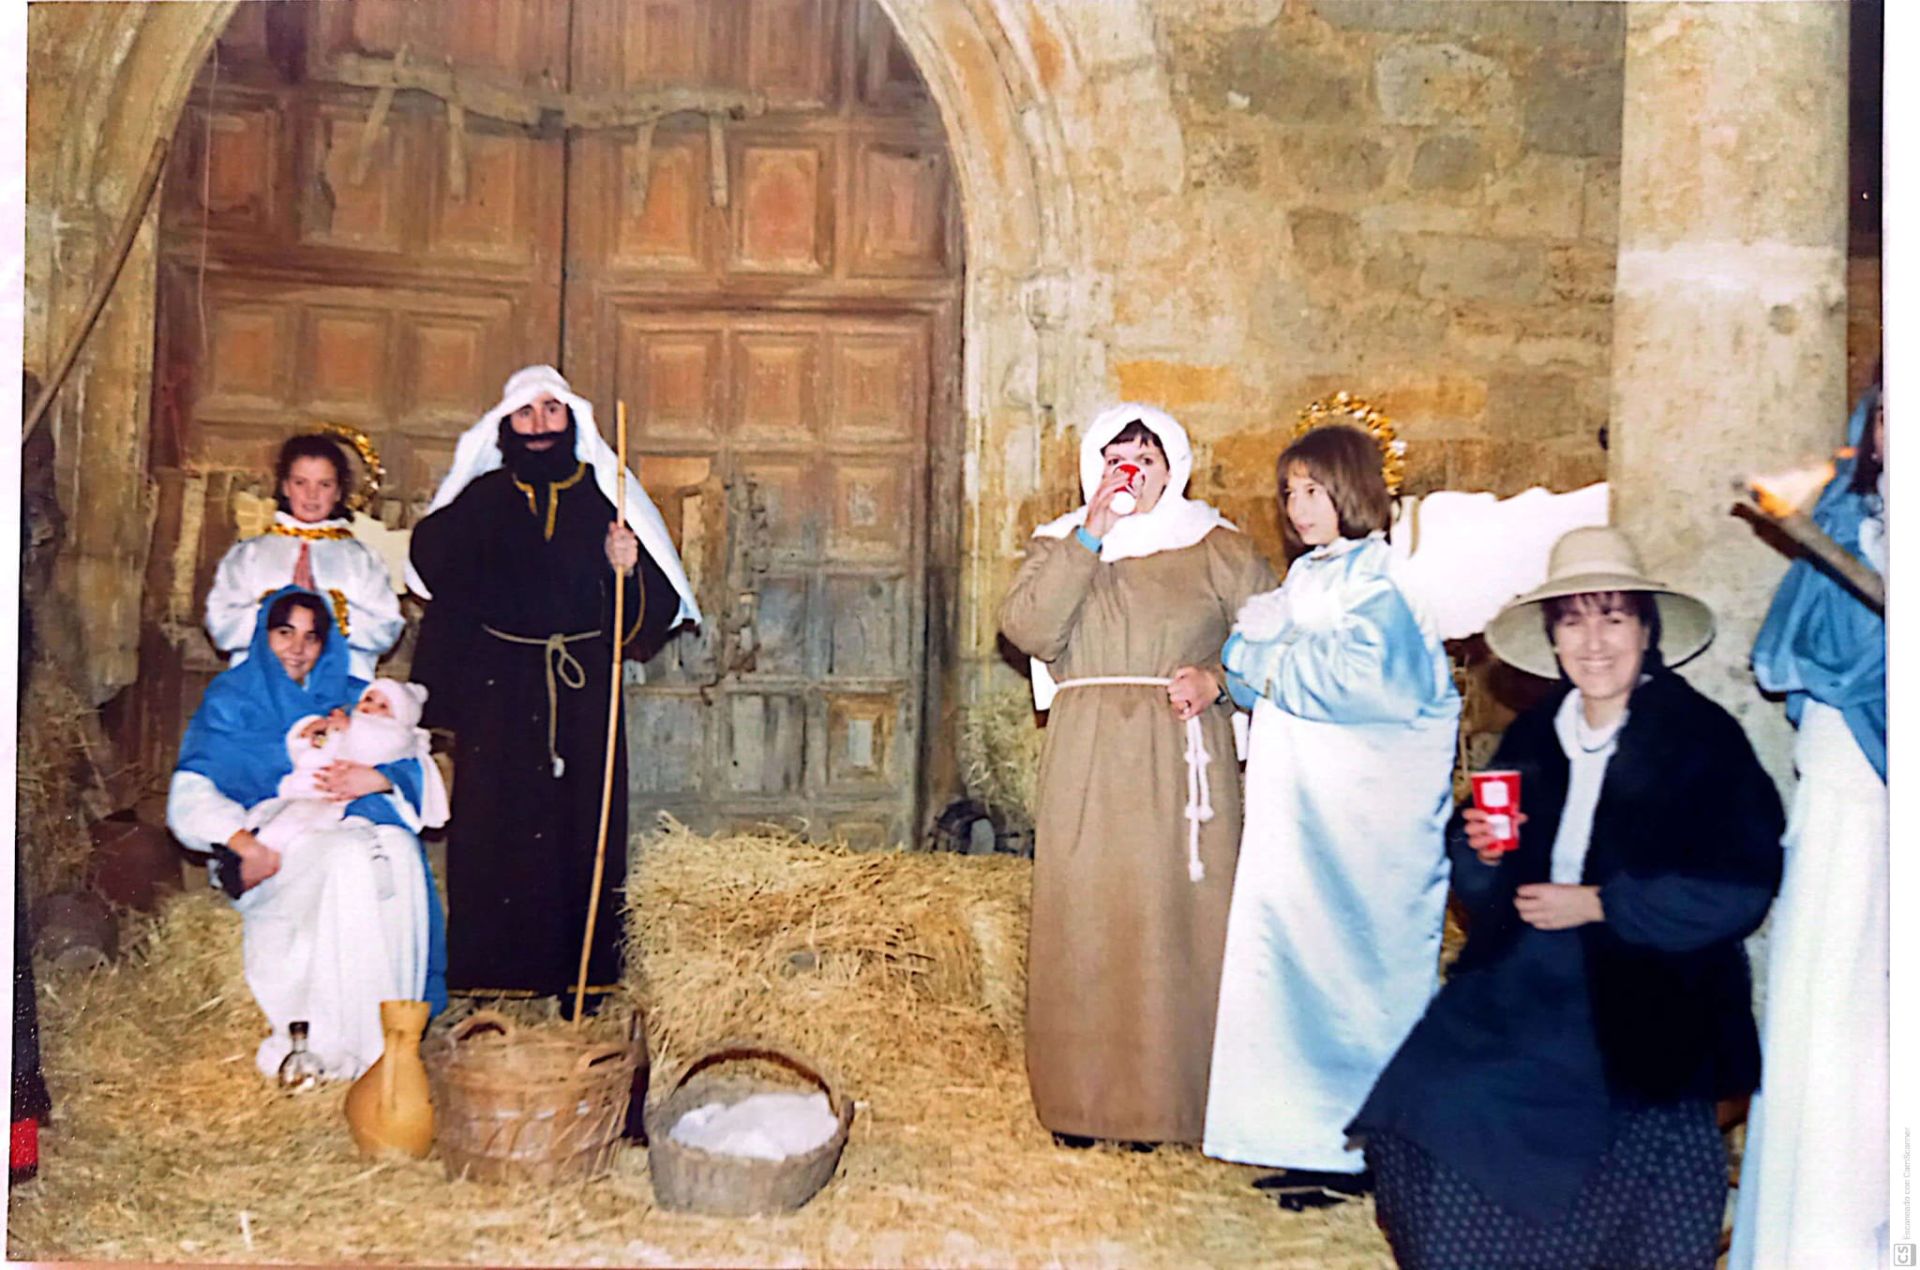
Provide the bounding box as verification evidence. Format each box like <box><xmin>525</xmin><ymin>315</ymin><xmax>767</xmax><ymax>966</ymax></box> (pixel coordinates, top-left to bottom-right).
<box><xmin>133</xmin><ymin>0</ymin><xmax>963</xmax><ymax>847</ymax></box>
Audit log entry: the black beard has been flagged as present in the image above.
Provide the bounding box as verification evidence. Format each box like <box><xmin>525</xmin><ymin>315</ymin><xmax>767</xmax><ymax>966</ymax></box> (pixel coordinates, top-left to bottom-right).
<box><xmin>499</xmin><ymin>418</ymin><xmax>579</xmax><ymax>483</ymax></box>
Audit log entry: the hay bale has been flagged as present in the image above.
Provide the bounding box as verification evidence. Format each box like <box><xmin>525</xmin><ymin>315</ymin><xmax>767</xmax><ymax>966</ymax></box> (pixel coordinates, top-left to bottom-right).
<box><xmin>13</xmin><ymin>824</ymin><xmax>1394</xmax><ymax>1268</ymax></box>
<box><xmin>957</xmin><ymin>688</ymin><xmax>1043</xmax><ymax>825</ymax></box>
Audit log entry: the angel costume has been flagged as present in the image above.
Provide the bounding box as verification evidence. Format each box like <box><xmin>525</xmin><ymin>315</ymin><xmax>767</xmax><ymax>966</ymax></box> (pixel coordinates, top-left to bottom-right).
<box><xmin>999</xmin><ymin>404</ymin><xmax>1276</xmax><ymax>1143</ymax></box>
<box><xmin>1204</xmin><ymin>531</ymin><xmax>1459</xmax><ymax>1172</ymax></box>
<box><xmin>207</xmin><ymin>510</ymin><xmax>404</xmax><ymax>682</ymax></box>
<box><xmin>167</xmin><ymin>589</ymin><xmax>432</xmax><ymax>1079</ymax></box>
<box><xmin>408</xmin><ymin>365</ymin><xmax>700</xmax><ymax>1000</ymax></box>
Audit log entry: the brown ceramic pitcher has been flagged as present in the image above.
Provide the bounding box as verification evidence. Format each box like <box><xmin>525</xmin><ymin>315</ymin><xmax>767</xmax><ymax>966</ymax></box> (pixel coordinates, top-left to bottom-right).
<box><xmin>344</xmin><ymin>999</ymin><xmax>434</xmax><ymax>1159</ymax></box>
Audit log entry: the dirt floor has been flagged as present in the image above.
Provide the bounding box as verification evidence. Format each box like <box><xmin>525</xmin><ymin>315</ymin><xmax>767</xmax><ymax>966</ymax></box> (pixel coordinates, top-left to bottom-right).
<box><xmin>6</xmin><ymin>822</ymin><xmax>1395</xmax><ymax>1267</ymax></box>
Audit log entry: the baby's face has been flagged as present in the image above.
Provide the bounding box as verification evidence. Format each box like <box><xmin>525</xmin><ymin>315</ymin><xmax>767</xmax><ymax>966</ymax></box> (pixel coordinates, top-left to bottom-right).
<box><xmin>357</xmin><ymin>688</ymin><xmax>395</xmax><ymax>718</ymax></box>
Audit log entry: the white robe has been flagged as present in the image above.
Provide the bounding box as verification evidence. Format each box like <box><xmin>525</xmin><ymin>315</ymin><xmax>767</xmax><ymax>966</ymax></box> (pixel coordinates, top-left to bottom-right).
<box><xmin>206</xmin><ymin>513</ymin><xmax>405</xmax><ymax>681</ymax></box>
<box><xmin>167</xmin><ymin>770</ymin><xmax>429</xmax><ymax>1079</ymax></box>
<box><xmin>1728</xmin><ymin>700</ymin><xmax>1890</xmax><ymax>1268</ymax></box>
<box><xmin>1204</xmin><ymin>535</ymin><xmax>1459</xmax><ymax>1172</ymax></box>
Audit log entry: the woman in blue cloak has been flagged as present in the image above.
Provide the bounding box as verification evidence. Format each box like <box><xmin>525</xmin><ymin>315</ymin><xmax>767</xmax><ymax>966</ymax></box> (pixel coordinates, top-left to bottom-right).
<box><xmin>1731</xmin><ymin>381</ymin><xmax>1889</xmax><ymax>1267</ymax></box>
<box><xmin>166</xmin><ymin>587</ymin><xmax>446</xmax><ymax>1079</ymax></box>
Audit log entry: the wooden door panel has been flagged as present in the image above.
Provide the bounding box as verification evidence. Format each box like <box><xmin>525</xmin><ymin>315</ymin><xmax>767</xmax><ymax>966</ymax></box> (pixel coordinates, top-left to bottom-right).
<box><xmin>744</xmin><ymin>0</ymin><xmax>837</xmax><ymax>109</ymax></box>
<box><xmin>848</xmin><ymin>140</ymin><xmax>955</xmax><ymax>278</ymax></box>
<box><xmin>731</xmin><ymin>137</ymin><xmax>834</xmax><ymax>274</ymax></box>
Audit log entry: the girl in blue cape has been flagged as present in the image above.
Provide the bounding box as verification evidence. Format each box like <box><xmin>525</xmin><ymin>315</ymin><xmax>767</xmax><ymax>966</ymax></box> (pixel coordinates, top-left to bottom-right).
<box><xmin>166</xmin><ymin>587</ymin><xmax>446</xmax><ymax>1080</ymax></box>
<box><xmin>1731</xmin><ymin>382</ymin><xmax>1889</xmax><ymax>1267</ymax></box>
<box><xmin>1203</xmin><ymin>423</ymin><xmax>1459</xmax><ymax>1188</ymax></box>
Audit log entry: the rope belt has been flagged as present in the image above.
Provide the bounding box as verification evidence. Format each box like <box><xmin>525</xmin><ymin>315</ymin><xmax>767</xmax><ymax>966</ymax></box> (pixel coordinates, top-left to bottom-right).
<box><xmin>482</xmin><ymin>625</ymin><xmax>599</xmax><ymax>778</ymax></box>
<box><xmin>1049</xmin><ymin>676</ymin><xmax>1212</xmax><ymax>883</ymax></box>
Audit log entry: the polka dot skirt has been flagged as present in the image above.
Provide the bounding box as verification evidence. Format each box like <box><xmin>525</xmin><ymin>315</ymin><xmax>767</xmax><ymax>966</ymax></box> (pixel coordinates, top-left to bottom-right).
<box><xmin>1366</xmin><ymin>1101</ymin><xmax>1726</xmax><ymax>1270</ymax></box>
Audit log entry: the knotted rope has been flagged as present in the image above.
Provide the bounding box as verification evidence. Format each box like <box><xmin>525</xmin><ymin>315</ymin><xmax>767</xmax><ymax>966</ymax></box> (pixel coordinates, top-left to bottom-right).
<box><xmin>482</xmin><ymin>625</ymin><xmax>597</xmax><ymax>778</ymax></box>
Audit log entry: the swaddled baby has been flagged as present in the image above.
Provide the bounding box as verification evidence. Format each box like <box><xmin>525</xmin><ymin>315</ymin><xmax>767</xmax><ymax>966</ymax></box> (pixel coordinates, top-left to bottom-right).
<box><xmin>247</xmin><ymin>678</ymin><xmax>448</xmax><ymax>854</ymax></box>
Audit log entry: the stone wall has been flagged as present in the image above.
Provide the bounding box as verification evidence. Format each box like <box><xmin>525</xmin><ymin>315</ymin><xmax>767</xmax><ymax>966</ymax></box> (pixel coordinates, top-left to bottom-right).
<box><xmin>947</xmin><ymin>0</ymin><xmax>1626</xmax><ymax>616</ymax></box>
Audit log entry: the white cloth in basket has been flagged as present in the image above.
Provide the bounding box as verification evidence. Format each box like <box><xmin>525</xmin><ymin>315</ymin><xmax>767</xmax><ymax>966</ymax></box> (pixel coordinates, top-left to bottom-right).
<box><xmin>669</xmin><ymin>1090</ymin><xmax>838</xmax><ymax>1161</ymax></box>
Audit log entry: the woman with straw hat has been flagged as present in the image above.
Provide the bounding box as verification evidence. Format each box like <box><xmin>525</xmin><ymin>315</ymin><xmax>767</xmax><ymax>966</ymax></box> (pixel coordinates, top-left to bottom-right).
<box><xmin>1347</xmin><ymin>526</ymin><xmax>1783</xmax><ymax>1269</ymax></box>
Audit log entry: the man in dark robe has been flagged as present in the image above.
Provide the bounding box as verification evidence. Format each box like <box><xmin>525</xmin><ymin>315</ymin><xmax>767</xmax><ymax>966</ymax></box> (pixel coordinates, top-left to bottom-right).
<box><xmin>408</xmin><ymin>366</ymin><xmax>697</xmax><ymax>1008</ymax></box>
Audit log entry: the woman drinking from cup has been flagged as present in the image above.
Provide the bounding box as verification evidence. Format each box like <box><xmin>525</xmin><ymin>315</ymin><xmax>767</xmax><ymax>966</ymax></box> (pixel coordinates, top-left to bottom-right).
<box><xmin>1348</xmin><ymin>526</ymin><xmax>1783</xmax><ymax>1269</ymax></box>
<box><xmin>1000</xmin><ymin>403</ymin><xmax>1275</xmax><ymax>1148</ymax></box>
<box><xmin>207</xmin><ymin>434</ymin><xmax>403</xmax><ymax>681</ymax></box>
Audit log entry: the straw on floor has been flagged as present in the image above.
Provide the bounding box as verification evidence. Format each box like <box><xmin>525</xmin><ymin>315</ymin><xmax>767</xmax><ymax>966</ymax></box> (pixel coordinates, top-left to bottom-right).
<box><xmin>8</xmin><ymin>815</ymin><xmax>1393</xmax><ymax>1267</ymax></box>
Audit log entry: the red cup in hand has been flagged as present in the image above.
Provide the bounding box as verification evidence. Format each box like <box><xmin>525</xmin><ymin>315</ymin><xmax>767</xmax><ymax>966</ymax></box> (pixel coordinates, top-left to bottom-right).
<box><xmin>1470</xmin><ymin>770</ymin><xmax>1522</xmax><ymax>852</ymax></box>
<box><xmin>1110</xmin><ymin>463</ymin><xmax>1143</xmax><ymax>516</ymax></box>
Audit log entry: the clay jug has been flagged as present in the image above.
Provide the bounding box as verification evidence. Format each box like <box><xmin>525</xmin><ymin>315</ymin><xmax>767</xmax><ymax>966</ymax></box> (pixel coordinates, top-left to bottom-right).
<box><xmin>344</xmin><ymin>1000</ymin><xmax>433</xmax><ymax>1159</ymax></box>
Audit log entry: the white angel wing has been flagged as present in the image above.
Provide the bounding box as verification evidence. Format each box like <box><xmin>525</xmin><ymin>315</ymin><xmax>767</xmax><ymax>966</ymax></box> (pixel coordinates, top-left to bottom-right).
<box><xmin>1388</xmin><ymin>483</ymin><xmax>1610</xmax><ymax>640</ymax></box>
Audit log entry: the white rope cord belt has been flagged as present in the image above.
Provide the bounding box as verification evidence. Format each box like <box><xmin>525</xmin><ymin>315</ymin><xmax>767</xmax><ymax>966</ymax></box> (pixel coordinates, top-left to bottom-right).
<box><xmin>1049</xmin><ymin>676</ymin><xmax>1212</xmax><ymax>883</ymax></box>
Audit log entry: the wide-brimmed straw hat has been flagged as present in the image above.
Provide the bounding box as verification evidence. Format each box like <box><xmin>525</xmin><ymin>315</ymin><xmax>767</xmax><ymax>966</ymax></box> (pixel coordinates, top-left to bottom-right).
<box><xmin>1482</xmin><ymin>526</ymin><xmax>1715</xmax><ymax>680</ymax></box>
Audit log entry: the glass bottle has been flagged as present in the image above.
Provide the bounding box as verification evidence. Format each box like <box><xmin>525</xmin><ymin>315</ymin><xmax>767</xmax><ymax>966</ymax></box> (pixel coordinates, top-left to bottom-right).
<box><xmin>276</xmin><ymin>1021</ymin><xmax>326</xmax><ymax>1092</ymax></box>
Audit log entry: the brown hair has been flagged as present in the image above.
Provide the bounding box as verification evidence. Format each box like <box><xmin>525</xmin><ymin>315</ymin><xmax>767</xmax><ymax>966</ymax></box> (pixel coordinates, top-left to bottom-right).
<box><xmin>1276</xmin><ymin>424</ymin><xmax>1391</xmax><ymax>554</ymax></box>
<box><xmin>1104</xmin><ymin>418</ymin><xmax>1168</xmax><ymax>462</ymax></box>
<box><xmin>1539</xmin><ymin>590</ymin><xmax>1664</xmax><ymax>672</ymax></box>
<box><xmin>272</xmin><ymin>434</ymin><xmax>352</xmax><ymax>520</ymax></box>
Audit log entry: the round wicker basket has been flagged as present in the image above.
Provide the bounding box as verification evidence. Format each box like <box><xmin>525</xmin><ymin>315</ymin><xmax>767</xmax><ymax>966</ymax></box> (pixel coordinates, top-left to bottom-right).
<box><xmin>424</xmin><ymin>1009</ymin><xmax>641</xmax><ymax>1186</ymax></box>
<box><xmin>645</xmin><ymin>1044</ymin><xmax>854</xmax><ymax>1215</ymax></box>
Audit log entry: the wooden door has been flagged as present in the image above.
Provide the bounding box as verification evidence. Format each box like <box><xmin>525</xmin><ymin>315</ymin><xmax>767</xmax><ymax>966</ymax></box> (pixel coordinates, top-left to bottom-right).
<box><xmin>123</xmin><ymin>0</ymin><xmax>960</xmax><ymax>848</ymax></box>
<box><xmin>562</xmin><ymin>0</ymin><xmax>961</xmax><ymax>847</ymax></box>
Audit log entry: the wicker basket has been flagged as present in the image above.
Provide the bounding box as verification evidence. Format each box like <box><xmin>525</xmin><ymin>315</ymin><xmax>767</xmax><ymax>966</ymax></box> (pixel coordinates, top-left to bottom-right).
<box><xmin>424</xmin><ymin>1009</ymin><xmax>642</xmax><ymax>1186</ymax></box>
<box><xmin>645</xmin><ymin>1044</ymin><xmax>854</xmax><ymax>1215</ymax></box>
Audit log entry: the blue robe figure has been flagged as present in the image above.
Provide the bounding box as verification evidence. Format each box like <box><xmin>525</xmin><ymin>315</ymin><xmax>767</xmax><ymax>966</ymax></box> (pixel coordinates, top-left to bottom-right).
<box><xmin>1203</xmin><ymin>532</ymin><xmax>1459</xmax><ymax>1172</ymax></box>
<box><xmin>1732</xmin><ymin>383</ymin><xmax>1888</xmax><ymax>1268</ymax></box>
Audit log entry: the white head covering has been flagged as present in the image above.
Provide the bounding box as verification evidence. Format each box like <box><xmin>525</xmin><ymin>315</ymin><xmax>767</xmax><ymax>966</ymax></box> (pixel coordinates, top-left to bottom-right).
<box><xmin>1025</xmin><ymin>404</ymin><xmax>1237</xmax><ymax>709</ymax></box>
<box><xmin>1030</xmin><ymin>404</ymin><xmax>1234</xmax><ymax>562</ymax></box>
<box><xmin>405</xmin><ymin>364</ymin><xmax>703</xmax><ymax>629</ymax></box>
<box><xmin>343</xmin><ymin>679</ymin><xmax>451</xmax><ymax>829</ymax></box>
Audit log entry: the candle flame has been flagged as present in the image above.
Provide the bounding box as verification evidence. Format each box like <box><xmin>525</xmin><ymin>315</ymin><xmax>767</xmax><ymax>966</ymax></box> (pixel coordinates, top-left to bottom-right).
<box><xmin>1748</xmin><ymin>458</ymin><xmax>1837</xmax><ymax>519</ymax></box>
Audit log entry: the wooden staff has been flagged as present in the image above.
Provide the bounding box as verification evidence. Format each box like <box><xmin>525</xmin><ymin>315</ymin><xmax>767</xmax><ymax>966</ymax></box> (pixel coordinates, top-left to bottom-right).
<box><xmin>574</xmin><ymin>400</ymin><xmax>630</xmax><ymax>1023</ymax></box>
<box><xmin>23</xmin><ymin>137</ymin><xmax>171</xmax><ymax>445</ymax></box>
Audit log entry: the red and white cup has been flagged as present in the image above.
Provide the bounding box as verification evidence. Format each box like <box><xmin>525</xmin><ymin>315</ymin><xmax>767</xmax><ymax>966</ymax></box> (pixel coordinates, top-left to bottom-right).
<box><xmin>1110</xmin><ymin>463</ymin><xmax>1143</xmax><ymax>515</ymax></box>
<box><xmin>1470</xmin><ymin>769</ymin><xmax>1522</xmax><ymax>853</ymax></box>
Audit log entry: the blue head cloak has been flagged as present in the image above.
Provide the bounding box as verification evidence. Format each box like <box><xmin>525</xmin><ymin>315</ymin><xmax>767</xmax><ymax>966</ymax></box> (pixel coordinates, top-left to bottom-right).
<box><xmin>1751</xmin><ymin>384</ymin><xmax>1887</xmax><ymax>778</ymax></box>
<box><xmin>175</xmin><ymin>586</ymin><xmax>360</xmax><ymax>805</ymax></box>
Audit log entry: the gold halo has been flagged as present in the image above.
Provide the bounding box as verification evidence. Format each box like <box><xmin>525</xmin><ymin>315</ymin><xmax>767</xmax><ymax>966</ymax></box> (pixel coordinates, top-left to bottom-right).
<box><xmin>311</xmin><ymin>423</ymin><xmax>385</xmax><ymax>514</ymax></box>
<box><xmin>1290</xmin><ymin>391</ymin><xmax>1405</xmax><ymax>496</ymax></box>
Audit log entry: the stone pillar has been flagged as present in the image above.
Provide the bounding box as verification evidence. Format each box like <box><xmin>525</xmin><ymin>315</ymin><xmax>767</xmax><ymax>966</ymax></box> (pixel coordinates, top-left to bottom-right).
<box><xmin>1609</xmin><ymin>2</ymin><xmax>1849</xmax><ymax>784</ymax></box>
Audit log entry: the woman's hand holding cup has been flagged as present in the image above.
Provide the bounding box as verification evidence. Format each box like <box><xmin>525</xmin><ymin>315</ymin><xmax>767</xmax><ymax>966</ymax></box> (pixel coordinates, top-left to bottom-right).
<box><xmin>1462</xmin><ymin>806</ymin><xmax>1529</xmax><ymax>866</ymax></box>
<box><xmin>1084</xmin><ymin>466</ymin><xmax>1141</xmax><ymax>539</ymax></box>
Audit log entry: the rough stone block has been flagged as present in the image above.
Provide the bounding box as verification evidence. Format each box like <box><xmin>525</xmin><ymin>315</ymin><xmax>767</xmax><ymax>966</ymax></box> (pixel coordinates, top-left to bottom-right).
<box><xmin>1581</xmin><ymin>160</ymin><xmax>1621</xmax><ymax>238</ymax></box>
<box><xmin>1184</xmin><ymin>28</ymin><xmax>1366</xmax><ymax>126</ymax></box>
<box><xmin>1414</xmin><ymin>236</ymin><xmax>1547</xmax><ymax>303</ymax></box>
<box><xmin>1521</xmin><ymin>56</ymin><xmax>1623</xmax><ymax>157</ymax></box>
<box><xmin>1410</xmin><ymin>134</ymin><xmax>1490</xmax><ymax>192</ymax></box>
<box><xmin>1378</xmin><ymin>374</ymin><xmax>1490</xmax><ymax>434</ymax></box>
<box><xmin>1358</xmin><ymin>201</ymin><xmax>1483</xmax><ymax>237</ymax></box>
<box><xmin>1273</xmin><ymin>131</ymin><xmax>1389</xmax><ymax>195</ymax></box>
<box><xmin>1546</xmin><ymin>244</ymin><xmax>1617</xmax><ymax>306</ymax></box>
<box><xmin>1486</xmin><ymin>153</ymin><xmax>1589</xmax><ymax>239</ymax></box>
<box><xmin>1186</xmin><ymin>130</ymin><xmax>1264</xmax><ymax>191</ymax></box>
<box><xmin>1362</xmin><ymin>244</ymin><xmax>1423</xmax><ymax>292</ymax></box>
<box><xmin>1449</xmin><ymin>302</ymin><xmax>1614</xmax><ymax>370</ymax></box>
<box><xmin>1316</xmin><ymin>1</ymin><xmax>1624</xmax><ymax>50</ymax></box>
<box><xmin>1375</xmin><ymin>42</ymin><xmax>1512</xmax><ymax>126</ymax></box>
<box><xmin>1287</xmin><ymin>207</ymin><xmax>1355</xmax><ymax>271</ymax></box>
<box><xmin>1114</xmin><ymin>360</ymin><xmax>1237</xmax><ymax>409</ymax></box>
<box><xmin>1486</xmin><ymin>371</ymin><xmax>1585</xmax><ymax>443</ymax></box>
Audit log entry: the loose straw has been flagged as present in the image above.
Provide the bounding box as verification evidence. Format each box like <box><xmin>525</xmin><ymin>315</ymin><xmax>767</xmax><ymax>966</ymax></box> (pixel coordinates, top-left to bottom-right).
<box><xmin>574</xmin><ymin>400</ymin><xmax>629</xmax><ymax>1022</ymax></box>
